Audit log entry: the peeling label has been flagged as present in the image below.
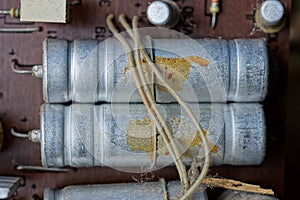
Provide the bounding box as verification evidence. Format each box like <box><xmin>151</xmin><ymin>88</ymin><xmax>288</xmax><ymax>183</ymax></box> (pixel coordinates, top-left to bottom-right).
<box><xmin>126</xmin><ymin>117</ymin><xmax>154</xmax><ymax>153</ymax></box>
<box><xmin>126</xmin><ymin>116</ymin><xmax>217</xmax><ymax>160</ymax></box>
<box><xmin>123</xmin><ymin>56</ymin><xmax>209</xmax><ymax>91</ymax></box>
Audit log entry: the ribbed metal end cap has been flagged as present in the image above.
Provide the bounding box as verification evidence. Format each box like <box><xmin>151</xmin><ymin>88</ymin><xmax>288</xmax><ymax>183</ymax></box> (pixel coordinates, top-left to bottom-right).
<box><xmin>224</xmin><ymin>103</ymin><xmax>266</xmax><ymax>165</ymax></box>
<box><xmin>228</xmin><ymin>39</ymin><xmax>269</xmax><ymax>102</ymax></box>
<box><xmin>43</xmin><ymin>39</ymin><xmax>69</xmax><ymax>103</ymax></box>
<box><xmin>40</xmin><ymin>104</ymin><xmax>65</xmax><ymax>168</ymax></box>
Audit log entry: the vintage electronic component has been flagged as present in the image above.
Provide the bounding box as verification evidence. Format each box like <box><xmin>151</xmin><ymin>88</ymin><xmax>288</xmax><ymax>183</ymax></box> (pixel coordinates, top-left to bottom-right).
<box><xmin>44</xmin><ymin>181</ymin><xmax>207</xmax><ymax>200</ymax></box>
<box><xmin>0</xmin><ymin>176</ymin><xmax>23</xmax><ymax>199</ymax></box>
<box><xmin>20</xmin><ymin>0</ymin><xmax>68</xmax><ymax>23</ymax></box>
<box><xmin>14</xmin><ymin>38</ymin><xmax>268</xmax><ymax>103</ymax></box>
<box><xmin>0</xmin><ymin>8</ymin><xmax>20</xmax><ymax>18</ymax></box>
<box><xmin>210</xmin><ymin>0</ymin><xmax>220</xmax><ymax>29</ymax></box>
<box><xmin>255</xmin><ymin>0</ymin><xmax>286</xmax><ymax>33</ymax></box>
<box><xmin>16</xmin><ymin>103</ymin><xmax>266</xmax><ymax>168</ymax></box>
<box><xmin>146</xmin><ymin>0</ymin><xmax>181</xmax><ymax>28</ymax></box>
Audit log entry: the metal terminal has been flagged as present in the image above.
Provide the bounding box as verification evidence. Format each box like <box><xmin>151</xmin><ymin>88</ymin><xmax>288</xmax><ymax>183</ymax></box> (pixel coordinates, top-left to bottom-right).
<box><xmin>255</xmin><ymin>0</ymin><xmax>286</xmax><ymax>33</ymax></box>
<box><xmin>0</xmin><ymin>27</ymin><xmax>42</xmax><ymax>33</ymax></box>
<box><xmin>211</xmin><ymin>14</ymin><xmax>217</xmax><ymax>29</ymax></box>
<box><xmin>0</xmin><ymin>176</ymin><xmax>23</xmax><ymax>199</ymax></box>
<box><xmin>28</xmin><ymin>130</ymin><xmax>41</xmax><ymax>143</ymax></box>
<box><xmin>11</xmin><ymin>128</ymin><xmax>29</xmax><ymax>138</ymax></box>
<box><xmin>11</xmin><ymin>60</ymin><xmax>43</xmax><ymax>77</ymax></box>
<box><xmin>11</xmin><ymin>60</ymin><xmax>32</xmax><ymax>74</ymax></box>
<box><xmin>32</xmin><ymin>65</ymin><xmax>44</xmax><ymax>78</ymax></box>
<box><xmin>11</xmin><ymin>128</ymin><xmax>41</xmax><ymax>142</ymax></box>
<box><xmin>0</xmin><ymin>10</ymin><xmax>10</xmax><ymax>15</ymax></box>
<box><xmin>69</xmin><ymin>0</ymin><xmax>81</xmax><ymax>5</ymax></box>
<box><xmin>146</xmin><ymin>0</ymin><xmax>181</xmax><ymax>28</ymax></box>
<box><xmin>15</xmin><ymin>165</ymin><xmax>73</xmax><ymax>172</ymax></box>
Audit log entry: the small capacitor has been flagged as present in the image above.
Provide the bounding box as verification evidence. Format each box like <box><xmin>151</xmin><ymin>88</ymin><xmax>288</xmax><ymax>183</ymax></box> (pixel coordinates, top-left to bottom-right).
<box><xmin>28</xmin><ymin>103</ymin><xmax>265</xmax><ymax>169</ymax></box>
<box><xmin>15</xmin><ymin>38</ymin><xmax>268</xmax><ymax>103</ymax></box>
<box><xmin>44</xmin><ymin>181</ymin><xmax>207</xmax><ymax>200</ymax></box>
<box><xmin>255</xmin><ymin>0</ymin><xmax>286</xmax><ymax>33</ymax></box>
<box><xmin>146</xmin><ymin>0</ymin><xmax>181</xmax><ymax>28</ymax></box>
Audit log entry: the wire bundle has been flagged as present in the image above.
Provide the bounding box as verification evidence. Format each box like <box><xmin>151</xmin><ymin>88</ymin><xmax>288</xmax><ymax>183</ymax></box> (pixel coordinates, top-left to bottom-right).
<box><xmin>106</xmin><ymin>14</ymin><xmax>210</xmax><ymax>199</ymax></box>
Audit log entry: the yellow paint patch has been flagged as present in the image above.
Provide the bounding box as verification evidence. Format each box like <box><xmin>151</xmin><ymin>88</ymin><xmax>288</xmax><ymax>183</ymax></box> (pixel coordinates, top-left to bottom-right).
<box><xmin>124</xmin><ymin>66</ymin><xmax>130</xmax><ymax>84</ymax></box>
<box><xmin>126</xmin><ymin>116</ymin><xmax>218</xmax><ymax>159</ymax></box>
<box><xmin>126</xmin><ymin>117</ymin><xmax>154</xmax><ymax>153</ymax></box>
<box><xmin>123</xmin><ymin>56</ymin><xmax>209</xmax><ymax>91</ymax></box>
<box><xmin>157</xmin><ymin>117</ymin><xmax>218</xmax><ymax>158</ymax></box>
<box><xmin>155</xmin><ymin>56</ymin><xmax>192</xmax><ymax>92</ymax></box>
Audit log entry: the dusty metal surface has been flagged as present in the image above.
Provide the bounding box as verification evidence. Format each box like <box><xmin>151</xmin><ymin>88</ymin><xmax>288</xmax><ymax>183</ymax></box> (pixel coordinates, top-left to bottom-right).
<box><xmin>0</xmin><ymin>0</ymin><xmax>289</xmax><ymax>199</ymax></box>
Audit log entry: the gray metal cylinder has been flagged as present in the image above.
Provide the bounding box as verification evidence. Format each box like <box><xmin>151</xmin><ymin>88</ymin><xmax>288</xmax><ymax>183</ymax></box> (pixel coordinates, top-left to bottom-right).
<box><xmin>44</xmin><ymin>181</ymin><xmax>207</xmax><ymax>200</ymax></box>
<box><xmin>255</xmin><ymin>0</ymin><xmax>286</xmax><ymax>33</ymax></box>
<box><xmin>40</xmin><ymin>103</ymin><xmax>266</xmax><ymax>169</ymax></box>
<box><xmin>146</xmin><ymin>0</ymin><xmax>181</xmax><ymax>28</ymax></box>
<box><xmin>41</xmin><ymin>38</ymin><xmax>268</xmax><ymax>103</ymax></box>
<box><xmin>218</xmin><ymin>190</ymin><xmax>278</xmax><ymax>200</ymax></box>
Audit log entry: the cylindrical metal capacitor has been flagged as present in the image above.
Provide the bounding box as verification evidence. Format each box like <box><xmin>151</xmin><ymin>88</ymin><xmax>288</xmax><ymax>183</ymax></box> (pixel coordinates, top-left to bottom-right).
<box><xmin>218</xmin><ymin>190</ymin><xmax>278</xmax><ymax>200</ymax></box>
<box><xmin>44</xmin><ymin>181</ymin><xmax>207</xmax><ymax>200</ymax></box>
<box><xmin>38</xmin><ymin>38</ymin><xmax>268</xmax><ymax>103</ymax></box>
<box><xmin>146</xmin><ymin>0</ymin><xmax>181</xmax><ymax>28</ymax></box>
<box><xmin>38</xmin><ymin>103</ymin><xmax>266</xmax><ymax>169</ymax></box>
<box><xmin>255</xmin><ymin>0</ymin><xmax>286</xmax><ymax>33</ymax></box>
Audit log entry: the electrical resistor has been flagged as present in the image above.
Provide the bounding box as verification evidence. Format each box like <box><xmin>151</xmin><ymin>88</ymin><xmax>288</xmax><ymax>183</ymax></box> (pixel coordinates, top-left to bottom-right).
<box><xmin>0</xmin><ymin>8</ymin><xmax>20</xmax><ymax>18</ymax></box>
<box><xmin>210</xmin><ymin>0</ymin><xmax>220</xmax><ymax>29</ymax></box>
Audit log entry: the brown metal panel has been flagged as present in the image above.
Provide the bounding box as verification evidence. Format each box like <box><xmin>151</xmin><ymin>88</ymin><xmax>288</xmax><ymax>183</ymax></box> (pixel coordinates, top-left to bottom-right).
<box><xmin>0</xmin><ymin>0</ymin><xmax>289</xmax><ymax>199</ymax></box>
